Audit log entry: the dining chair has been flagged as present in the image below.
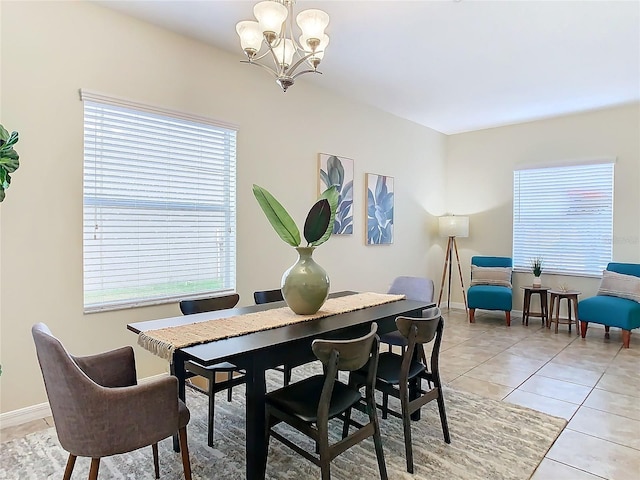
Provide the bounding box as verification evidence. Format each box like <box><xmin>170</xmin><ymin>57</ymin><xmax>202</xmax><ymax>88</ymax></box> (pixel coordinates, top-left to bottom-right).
<box><xmin>348</xmin><ymin>308</ymin><xmax>450</xmax><ymax>473</ymax></box>
<box><xmin>179</xmin><ymin>293</ymin><xmax>246</xmax><ymax>447</ymax></box>
<box><xmin>253</xmin><ymin>288</ymin><xmax>293</xmax><ymax>386</ymax></box>
<box><xmin>32</xmin><ymin>323</ymin><xmax>192</xmax><ymax>480</ymax></box>
<box><xmin>378</xmin><ymin>275</ymin><xmax>434</xmax><ymax>417</ymax></box>
<box><xmin>265</xmin><ymin>323</ymin><xmax>388</xmax><ymax>480</ymax></box>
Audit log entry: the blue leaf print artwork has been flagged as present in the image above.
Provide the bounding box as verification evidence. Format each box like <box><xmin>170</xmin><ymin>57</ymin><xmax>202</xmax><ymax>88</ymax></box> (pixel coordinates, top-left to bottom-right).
<box><xmin>366</xmin><ymin>174</ymin><xmax>394</xmax><ymax>245</ymax></box>
<box><xmin>319</xmin><ymin>155</ymin><xmax>353</xmax><ymax>234</ymax></box>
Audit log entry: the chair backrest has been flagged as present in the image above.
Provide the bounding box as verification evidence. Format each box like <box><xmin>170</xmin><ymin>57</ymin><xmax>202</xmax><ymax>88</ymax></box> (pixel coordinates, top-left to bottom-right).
<box><xmin>396</xmin><ymin>307</ymin><xmax>442</xmax><ymax>344</ymax></box>
<box><xmin>471</xmin><ymin>256</ymin><xmax>513</xmax><ymax>268</ymax></box>
<box><xmin>254</xmin><ymin>289</ymin><xmax>284</xmax><ymax>304</ymax></box>
<box><xmin>312</xmin><ymin>323</ymin><xmax>379</xmax><ymax>372</ymax></box>
<box><xmin>32</xmin><ymin>323</ymin><xmax>107</xmax><ymax>454</ymax></box>
<box><xmin>607</xmin><ymin>262</ymin><xmax>640</xmax><ymax>278</ymax></box>
<box><xmin>179</xmin><ymin>293</ymin><xmax>240</xmax><ymax>315</ymax></box>
<box><xmin>387</xmin><ymin>276</ymin><xmax>434</xmax><ymax>303</ymax></box>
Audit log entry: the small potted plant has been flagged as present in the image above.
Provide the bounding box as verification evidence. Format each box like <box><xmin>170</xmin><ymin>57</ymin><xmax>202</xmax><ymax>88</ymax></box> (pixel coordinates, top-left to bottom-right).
<box><xmin>0</xmin><ymin>124</ymin><xmax>20</xmax><ymax>203</ymax></box>
<box><xmin>531</xmin><ymin>257</ymin><xmax>543</xmax><ymax>287</ymax></box>
<box><xmin>253</xmin><ymin>184</ymin><xmax>338</xmax><ymax>314</ymax></box>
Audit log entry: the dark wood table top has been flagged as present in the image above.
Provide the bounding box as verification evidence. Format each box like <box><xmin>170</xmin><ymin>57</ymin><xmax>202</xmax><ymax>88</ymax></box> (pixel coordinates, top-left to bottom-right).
<box><xmin>127</xmin><ymin>291</ymin><xmax>430</xmax><ymax>367</ymax></box>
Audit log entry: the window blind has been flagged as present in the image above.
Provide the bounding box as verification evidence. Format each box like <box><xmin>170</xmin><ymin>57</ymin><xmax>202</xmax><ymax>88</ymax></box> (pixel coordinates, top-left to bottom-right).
<box><xmin>513</xmin><ymin>161</ymin><xmax>614</xmax><ymax>277</ymax></box>
<box><xmin>82</xmin><ymin>91</ymin><xmax>237</xmax><ymax>312</ymax></box>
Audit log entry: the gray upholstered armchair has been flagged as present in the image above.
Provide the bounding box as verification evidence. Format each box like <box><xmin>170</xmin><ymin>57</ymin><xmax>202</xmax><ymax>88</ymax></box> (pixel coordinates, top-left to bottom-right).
<box><xmin>31</xmin><ymin>323</ymin><xmax>192</xmax><ymax>480</ymax></box>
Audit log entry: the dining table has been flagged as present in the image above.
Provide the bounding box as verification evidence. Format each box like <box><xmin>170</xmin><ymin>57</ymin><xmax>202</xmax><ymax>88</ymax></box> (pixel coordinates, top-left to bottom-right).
<box><xmin>127</xmin><ymin>291</ymin><xmax>433</xmax><ymax>480</ymax></box>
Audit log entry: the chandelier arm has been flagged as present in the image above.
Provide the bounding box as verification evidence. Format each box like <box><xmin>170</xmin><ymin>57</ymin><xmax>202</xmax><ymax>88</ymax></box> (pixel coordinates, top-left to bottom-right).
<box><xmin>286</xmin><ymin>52</ymin><xmax>319</xmax><ymax>77</ymax></box>
<box><xmin>240</xmin><ymin>60</ymin><xmax>280</xmax><ymax>79</ymax></box>
<box><xmin>291</xmin><ymin>68</ymin><xmax>322</xmax><ymax>80</ymax></box>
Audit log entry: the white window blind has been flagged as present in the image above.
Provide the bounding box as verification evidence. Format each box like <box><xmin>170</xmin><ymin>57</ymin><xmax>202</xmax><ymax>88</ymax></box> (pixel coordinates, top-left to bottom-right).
<box><xmin>513</xmin><ymin>161</ymin><xmax>614</xmax><ymax>277</ymax></box>
<box><xmin>82</xmin><ymin>91</ymin><xmax>237</xmax><ymax>312</ymax></box>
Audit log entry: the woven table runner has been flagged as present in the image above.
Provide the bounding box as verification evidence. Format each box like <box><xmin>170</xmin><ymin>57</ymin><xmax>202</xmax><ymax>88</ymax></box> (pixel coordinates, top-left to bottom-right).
<box><xmin>138</xmin><ymin>292</ymin><xmax>405</xmax><ymax>361</ymax></box>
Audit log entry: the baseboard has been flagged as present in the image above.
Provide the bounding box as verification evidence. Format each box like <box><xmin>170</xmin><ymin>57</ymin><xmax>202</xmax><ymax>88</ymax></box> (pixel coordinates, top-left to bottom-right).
<box><xmin>0</xmin><ymin>373</ymin><xmax>168</xmax><ymax>429</ymax></box>
<box><xmin>0</xmin><ymin>402</ymin><xmax>51</xmax><ymax>429</ymax></box>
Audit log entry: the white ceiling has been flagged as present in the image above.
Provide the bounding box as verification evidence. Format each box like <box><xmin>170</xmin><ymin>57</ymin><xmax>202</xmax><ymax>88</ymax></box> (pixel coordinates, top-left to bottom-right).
<box><xmin>94</xmin><ymin>0</ymin><xmax>640</xmax><ymax>134</ymax></box>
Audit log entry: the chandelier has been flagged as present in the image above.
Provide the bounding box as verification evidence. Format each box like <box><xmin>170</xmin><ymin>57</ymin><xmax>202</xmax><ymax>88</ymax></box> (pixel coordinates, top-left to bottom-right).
<box><xmin>235</xmin><ymin>0</ymin><xmax>330</xmax><ymax>92</ymax></box>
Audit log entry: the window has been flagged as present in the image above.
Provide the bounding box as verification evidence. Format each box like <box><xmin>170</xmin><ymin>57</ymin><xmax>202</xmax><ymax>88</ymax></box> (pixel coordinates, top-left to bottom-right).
<box><xmin>513</xmin><ymin>161</ymin><xmax>614</xmax><ymax>277</ymax></box>
<box><xmin>81</xmin><ymin>91</ymin><xmax>237</xmax><ymax>312</ymax></box>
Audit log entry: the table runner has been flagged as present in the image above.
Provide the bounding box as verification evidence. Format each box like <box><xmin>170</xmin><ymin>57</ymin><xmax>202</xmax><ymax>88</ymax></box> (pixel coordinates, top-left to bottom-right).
<box><xmin>138</xmin><ymin>292</ymin><xmax>405</xmax><ymax>360</ymax></box>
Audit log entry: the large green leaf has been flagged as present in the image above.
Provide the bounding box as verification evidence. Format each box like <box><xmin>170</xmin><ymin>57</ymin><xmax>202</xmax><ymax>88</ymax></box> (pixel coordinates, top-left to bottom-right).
<box><xmin>310</xmin><ymin>185</ymin><xmax>339</xmax><ymax>247</ymax></box>
<box><xmin>252</xmin><ymin>184</ymin><xmax>301</xmax><ymax>247</ymax></box>
<box><xmin>303</xmin><ymin>198</ymin><xmax>331</xmax><ymax>245</ymax></box>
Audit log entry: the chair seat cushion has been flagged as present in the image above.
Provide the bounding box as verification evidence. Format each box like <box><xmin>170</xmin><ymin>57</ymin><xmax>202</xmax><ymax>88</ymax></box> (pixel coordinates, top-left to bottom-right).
<box><xmin>379</xmin><ymin>330</ymin><xmax>408</xmax><ymax>347</ymax></box>
<box><xmin>578</xmin><ymin>295</ymin><xmax>640</xmax><ymax>331</ymax></box>
<box><xmin>468</xmin><ymin>285</ymin><xmax>512</xmax><ymax>311</ymax></box>
<box><xmin>374</xmin><ymin>351</ymin><xmax>425</xmax><ymax>385</ymax></box>
<box><xmin>266</xmin><ymin>375</ymin><xmax>362</xmax><ymax>423</ymax></box>
<box><xmin>185</xmin><ymin>360</ymin><xmax>239</xmax><ymax>376</ymax></box>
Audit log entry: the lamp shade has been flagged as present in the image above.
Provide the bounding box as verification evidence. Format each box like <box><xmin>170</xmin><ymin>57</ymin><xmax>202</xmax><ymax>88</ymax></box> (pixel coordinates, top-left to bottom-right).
<box><xmin>439</xmin><ymin>215</ymin><xmax>469</xmax><ymax>238</ymax></box>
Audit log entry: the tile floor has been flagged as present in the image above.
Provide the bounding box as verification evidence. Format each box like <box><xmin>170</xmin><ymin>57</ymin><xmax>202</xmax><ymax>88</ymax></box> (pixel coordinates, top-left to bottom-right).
<box><xmin>1</xmin><ymin>308</ymin><xmax>639</xmax><ymax>479</ymax></box>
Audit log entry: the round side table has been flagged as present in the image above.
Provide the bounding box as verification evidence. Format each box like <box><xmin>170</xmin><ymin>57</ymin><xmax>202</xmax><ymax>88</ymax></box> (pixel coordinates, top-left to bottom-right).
<box><xmin>520</xmin><ymin>286</ymin><xmax>550</xmax><ymax>326</ymax></box>
<box><xmin>548</xmin><ymin>290</ymin><xmax>581</xmax><ymax>334</ymax></box>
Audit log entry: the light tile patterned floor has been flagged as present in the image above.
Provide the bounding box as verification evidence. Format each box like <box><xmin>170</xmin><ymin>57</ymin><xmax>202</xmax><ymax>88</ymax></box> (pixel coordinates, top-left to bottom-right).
<box><xmin>1</xmin><ymin>308</ymin><xmax>639</xmax><ymax>479</ymax></box>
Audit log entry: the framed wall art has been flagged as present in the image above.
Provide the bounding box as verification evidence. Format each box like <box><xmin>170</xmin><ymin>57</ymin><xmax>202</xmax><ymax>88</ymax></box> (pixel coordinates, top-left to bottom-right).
<box><xmin>365</xmin><ymin>173</ymin><xmax>394</xmax><ymax>245</ymax></box>
<box><xmin>318</xmin><ymin>153</ymin><xmax>354</xmax><ymax>235</ymax></box>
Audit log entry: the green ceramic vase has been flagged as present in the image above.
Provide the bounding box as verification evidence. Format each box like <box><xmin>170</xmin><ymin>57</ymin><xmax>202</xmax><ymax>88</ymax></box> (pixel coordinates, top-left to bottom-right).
<box><xmin>281</xmin><ymin>246</ymin><xmax>330</xmax><ymax>315</ymax></box>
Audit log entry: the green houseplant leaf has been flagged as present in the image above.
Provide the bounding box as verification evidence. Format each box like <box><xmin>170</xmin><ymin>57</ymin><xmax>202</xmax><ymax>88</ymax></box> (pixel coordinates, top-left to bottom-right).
<box><xmin>253</xmin><ymin>184</ymin><xmax>339</xmax><ymax>248</ymax></box>
<box><xmin>253</xmin><ymin>184</ymin><xmax>301</xmax><ymax>246</ymax></box>
<box><xmin>0</xmin><ymin>124</ymin><xmax>20</xmax><ymax>203</ymax></box>
<box><xmin>304</xmin><ymin>198</ymin><xmax>331</xmax><ymax>245</ymax></box>
<box><xmin>310</xmin><ymin>185</ymin><xmax>339</xmax><ymax>247</ymax></box>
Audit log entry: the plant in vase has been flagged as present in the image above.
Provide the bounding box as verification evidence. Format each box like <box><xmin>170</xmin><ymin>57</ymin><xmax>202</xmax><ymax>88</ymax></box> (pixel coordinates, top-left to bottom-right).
<box><xmin>253</xmin><ymin>184</ymin><xmax>339</xmax><ymax>315</ymax></box>
<box><xmin>531</xmin><ymin>257</ymin><xmax>543</xmax><ymax>287</ymax></box>
<box><xmin>0</xmin><ymin>124</ymin><xmax>20</xmax><ymax>203</ymax></box>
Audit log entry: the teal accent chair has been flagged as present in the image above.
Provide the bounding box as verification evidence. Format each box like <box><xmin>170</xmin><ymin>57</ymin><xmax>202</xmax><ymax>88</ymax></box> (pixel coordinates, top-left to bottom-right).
<box><xmin>467</xmin><ymin>256</ymin><xmax>513</xmax><ymax>326</ymax></box>
<box><xmin>578</xmin><ymin>262</ymin><xmax>640</xmax><ymax>348</ymax></box>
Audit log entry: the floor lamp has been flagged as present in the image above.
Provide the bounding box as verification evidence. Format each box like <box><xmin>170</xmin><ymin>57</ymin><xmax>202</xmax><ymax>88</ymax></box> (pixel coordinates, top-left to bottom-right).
<box><xmin>437</xmin><ymin>215</ymin><xmax>469</xmax><ymax>313</ymax></box>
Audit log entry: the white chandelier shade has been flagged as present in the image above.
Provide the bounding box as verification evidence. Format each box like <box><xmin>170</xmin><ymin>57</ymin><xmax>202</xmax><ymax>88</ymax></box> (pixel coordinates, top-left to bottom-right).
<box><xmin>236</xmin><ymin>0</ymin><xmax>330</xmax><ymax>92</ymax></box>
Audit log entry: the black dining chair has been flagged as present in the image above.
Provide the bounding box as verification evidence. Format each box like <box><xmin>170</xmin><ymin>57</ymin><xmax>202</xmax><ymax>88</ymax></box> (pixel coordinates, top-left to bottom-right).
<box><xmin>265</xmin><ymin>323</ymin><xmax>388</xmax><ymax>480</ymax></box>
<box><xmin>253</xmin><ymin>288</ymin><xmax>293</xmax><ymax>386</ymax></box>
<box><xmin>179</xmin><ymin>293</ymin><xmax>246</xmax><ymax>448</ymax></box>
<box><xmin>378</xmin><ymin>276</ymin><xmax>434</xmax><ymax>417</ymax></box>
<box><xmin>348</xmin><ymin>308</ymin><xmax>450</xmax><ymax>474</ymax></box>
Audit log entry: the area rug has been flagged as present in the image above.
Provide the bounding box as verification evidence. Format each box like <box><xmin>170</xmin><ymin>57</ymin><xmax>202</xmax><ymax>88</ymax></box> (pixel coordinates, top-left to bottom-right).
<box><xmin>0</xmin><ymin>363</ymin><xmax>566</xmax><ymax>480</ymax></box>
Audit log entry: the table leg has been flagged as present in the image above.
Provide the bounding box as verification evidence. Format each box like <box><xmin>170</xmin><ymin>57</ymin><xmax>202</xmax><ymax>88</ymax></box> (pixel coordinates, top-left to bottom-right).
<box><xmin>523</xmin><ymin>291</ymin><xmax>531</xmax><ymax>326</ymax></box>
<box><xmin>572</xmin><ymin>296</ymin><xmax>580</xmax><ymax>335</ymax></box>
<box><xmin>245</xmin><ymin>361</ymin><xmax>267</xmax><ymax>480</ymax></box>
<box><xmin>171</xmin><ymin>355</ymin><xmax>187</xmax><ymax>452</ymax></box>
<box><xmin>541</xmin><ymin>291</ymin><xmax>548</xmax><ymax>326</ymax></box>
<box><xmin>554</xmin><ymin>296</ymin><xmax>561</xmax><ymax>334</ymax></box>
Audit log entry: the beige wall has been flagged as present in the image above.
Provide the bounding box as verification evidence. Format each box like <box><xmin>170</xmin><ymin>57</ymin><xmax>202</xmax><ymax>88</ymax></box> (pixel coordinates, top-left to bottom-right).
<box><xmin>0</xmin><ymin>1</ymin><xmax>446</xmax><ymax>413</ymax></box>
<box><xmin>444</xmin><ymin>104</ymin><xmax>640</xmax><ymax>309</ymax></box>
<box><xmin>2</xmin><ymin>1</ymin><xmax>638</xmax><ymax>416</ymax></box>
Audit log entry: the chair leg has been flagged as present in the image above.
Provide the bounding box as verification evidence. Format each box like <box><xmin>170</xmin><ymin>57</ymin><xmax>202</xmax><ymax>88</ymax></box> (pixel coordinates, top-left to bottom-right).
<box><xmin>207</xmin><ymin>377</ymin><xmax>216</xmax><ymax>447</ymax></box>
<box><xmin>318</xmin><ymin>426</ymin><xmax>331</xmax><ymax>480</ymax></box>
<box><xmin>368</xmin><ymin>390</ymin><xmax>388</xmax><ymax>480</ymax></box>
<box><xmin>580</xmin><ymin>321</ymin><xmax>588</xmax><ymax>338</ymax></box>
<box><xmin>88</xmin><ymin>458</ymin><xmax>100</xmax><ymax>480</ymax></box>
<box><xmin>605</xmin><ymin>325</ymin><xmax>611</xmax><ymax>339</ymax></box>
<box><xmin>178</xmin><ymin>427</ymin><xmax>192</xmax><ymax>480</ymax></box>
<box><xmin>227</xmin><ymin>372</ymin><xmax>233</xmax><ymax>402</ymax></box>
<box><xmin>284</xmin><ymin>365</ymin><xmax>292</xmax><ymax>386</ymax></box>
<box><xmin>341</xmin><ymin>407</ymin><xmax>352</xmax><ymax>439</ymax></box>
<box><xmin>381</xmin><ymin>391</ymin><xmax>389</xmax><ymax>419</ymax></box>
<box><xmin>62</xmin><ymin>454</ymin><xmax>76</xmax><ymax>480</ymax></box>
<box><xmin>397</xmin><ymin>382</ymin><xmax>414</xmax><ymax>473</ymax></box>
<box><xmin>436</xmin><ymin>389</ymin><xmax>451</xmax><ymax>443</ymax></box>
<box><xmin>622</xmin><ymin>330</ymin><xmax>631</xmax><ymax>348</ymax></box>
<box><xmin>152</xmin><ymin>443</ymin><xmax>160</xmax><ymax>479</ymax></box>
<box><xmin>469</xmin><ymin>308</ymin><xmax>475</xmax><ymax>323</ymax></box>
<box><xmin>505</xmin><ymin>311</ymin><xmax>511</xmax><ymax>327</ymax></box>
